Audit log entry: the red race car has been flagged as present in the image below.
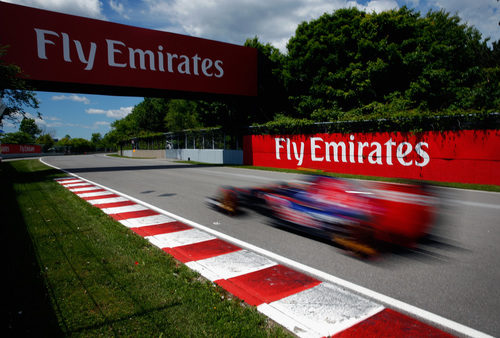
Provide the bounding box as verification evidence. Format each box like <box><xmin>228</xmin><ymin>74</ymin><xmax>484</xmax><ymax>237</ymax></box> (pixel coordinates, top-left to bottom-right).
<box><xmin>207</xmin><ymin>175</ymin><xmax>440</xmax><ymax>257</ymax></box>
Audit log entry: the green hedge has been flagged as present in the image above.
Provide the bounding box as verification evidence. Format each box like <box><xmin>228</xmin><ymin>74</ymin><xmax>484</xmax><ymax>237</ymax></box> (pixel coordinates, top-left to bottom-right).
<box><xmin>247</xmin><ymin>111</ymin><xmax>500</xmax><ymax>135</ymax></box>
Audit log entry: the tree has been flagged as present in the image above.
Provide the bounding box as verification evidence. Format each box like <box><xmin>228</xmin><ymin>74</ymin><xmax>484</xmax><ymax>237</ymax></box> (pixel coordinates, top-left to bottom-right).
<box><xmin>132</xmin><ymin>97</ymin><xmax>169</xmax><ymax>132</ymax></box>
<box><xmin>36</xmin><ymin>133</ymin><xmax>55</xmax><ymax>152</ymax></box>
<box><xmin>19</xmin><ymin>117</ymin><xmax>41</xmax><ymax>139</ymax></box>
<box><xmin>285</xmin><ymin>7</ymin><xmax>498</xmax><ymax>117</ymax></box>
<box><xmin>0</xmin><ymin>131</ymin><xmax>33</xmax><ymax>144</ymax></box>
<box><xmin>0</xmin><ymin>45</ymin><xmax>39</xmax><ymax>126</ymax></box>
<box><xmin>164</xmin><ymin>99</ymin><xmax>201</xmax><ymax>132</ymax></box>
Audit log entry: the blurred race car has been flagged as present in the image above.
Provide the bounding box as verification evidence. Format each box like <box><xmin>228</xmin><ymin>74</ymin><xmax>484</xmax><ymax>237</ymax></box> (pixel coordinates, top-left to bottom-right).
<box><xmin>206</xmin><ymin>175</ymin><xmax>439</xmax><ymax>257</ymax></box>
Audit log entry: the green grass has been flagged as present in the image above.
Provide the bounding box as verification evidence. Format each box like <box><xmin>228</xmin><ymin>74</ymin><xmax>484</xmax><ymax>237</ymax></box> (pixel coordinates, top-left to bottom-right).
<box><xmin>3</xmin><ymin>159</ymin><xmax>291</xmax><ymax>337</ymax></box>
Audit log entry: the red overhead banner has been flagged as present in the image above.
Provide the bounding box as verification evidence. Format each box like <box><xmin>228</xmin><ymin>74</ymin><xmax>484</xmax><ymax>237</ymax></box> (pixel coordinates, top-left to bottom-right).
<box><xmin>243</xmin><ymin>129</ymin><xmax>500</xmax><ymax>185</ymax></box>
<box><xmin>0</xmin><ymin>2</ymin><xmax>257</xmax><ymax>97</ymax></box>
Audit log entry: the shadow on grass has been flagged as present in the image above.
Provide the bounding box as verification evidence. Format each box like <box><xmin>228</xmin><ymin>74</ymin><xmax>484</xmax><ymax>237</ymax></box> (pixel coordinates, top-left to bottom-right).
<box><xmin>2</xmin><ymin>162</ymin><xmax>62</xmax><ymax>336</ymax></box>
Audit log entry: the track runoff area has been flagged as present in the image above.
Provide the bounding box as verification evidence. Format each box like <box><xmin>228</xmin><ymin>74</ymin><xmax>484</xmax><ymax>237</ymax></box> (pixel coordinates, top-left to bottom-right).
<box><xmin>43</xmin><ymin>159</ymin><xmax>491</xmax><ymax>338</ymax></box>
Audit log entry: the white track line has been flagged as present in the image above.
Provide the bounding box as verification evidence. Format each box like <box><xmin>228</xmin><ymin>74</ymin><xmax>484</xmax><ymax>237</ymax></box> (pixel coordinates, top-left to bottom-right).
<box><xmin>41</xmin><ymin>157</ymin><xmax>493</xmax><ymax>338</ymax></box>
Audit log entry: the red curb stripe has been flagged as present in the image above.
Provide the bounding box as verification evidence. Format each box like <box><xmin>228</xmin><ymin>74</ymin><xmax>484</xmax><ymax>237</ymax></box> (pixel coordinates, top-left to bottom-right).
<box><xmin>81</xmin><ymin>194</ymin><xmax>120</xmax><ymax>201</ymax></box>
<box><xmin>109</xmin><ymin>209</ymin><xmax>159</xmax><ymax>220</ymax></box>
<box><xmin>60</xmin><ymin>181</ymin><xmax>85</xmax><ymax>185</ymax></box>
<box><xmin>74</xmin><ymin>188</ymin><xmax>107</xmax><ymax>194</ymax></box>
<box><xmin>215</xmin><ymin>264</ymin><xmax>321</xmax><ymax>306</ymax></box>
<box><xmin>66</xmin><ymin>184</ymin><xmax>94</xmax><ymax>188</ymax></box>
<box><xmin>162</xmin><ymin>238</ymin><xmax>242</xmax><ymax>263</ymax></box>
<box><xmin>93</xmin><ymin>200</ymin><xmax>137</xmax><ymax>209</ymax></box>
<box><xmin>130</xmin><ymin>221</ymin><xmax>192</xmax><ymax>236</ymax></box>
<box><xmin>333</xmin><ymin>308</ymin><xmax>455</xmax><ymax>337</ymax></box>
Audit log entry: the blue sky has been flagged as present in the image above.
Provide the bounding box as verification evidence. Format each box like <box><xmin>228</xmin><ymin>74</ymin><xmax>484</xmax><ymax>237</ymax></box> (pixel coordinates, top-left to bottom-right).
<box><xmin>2</xmin><ymin>0</ymin><xmax>499</xmax><ymax>140</ymax></box>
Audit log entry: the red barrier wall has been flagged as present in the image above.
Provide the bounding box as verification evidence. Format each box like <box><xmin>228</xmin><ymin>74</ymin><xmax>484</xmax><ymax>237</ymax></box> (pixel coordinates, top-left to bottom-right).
<box><xmin>1</xmin><ymin>144</ymin><xmax>42</xmax><ymax>154</ymax></box>
<box><xmin>243</xmin><ymin>129</ymin><xmax>500</xmax><ymax>185</ymax></box>
<box><xmin>0</xmin><ymin>2</ymin><xmax>257</xmax><ymax>97</ymax></box>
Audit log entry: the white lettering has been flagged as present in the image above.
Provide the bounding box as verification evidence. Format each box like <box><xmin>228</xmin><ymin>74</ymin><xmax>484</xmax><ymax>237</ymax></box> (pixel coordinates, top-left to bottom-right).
<box><xmin>385</xmin><ymin>138</ymin><xmax>397</xmax><ymax>165</ymax></box>
<box><xmin>157</xmin><ymin>45</ymin><xmax>165</xmax><ymax>72</ymax></box>
<box><xmin>128</xmin><ymin>47</ymin><xmax>155</xmax><ymax>70</ymax></box>
<box><xmin>74</xmin><ymin>40</ymin><xmax>96</xmax><ymax>70</ymax></box>
<box><xmin>214</xmin><ymin>60</ymin><xmax>224</xmax><ymax>78</ymax></box>
<box><xmin>397</xmin><ymin>142</ymin><xmax>413</xmax><ymax>166</ymax></box>
<box><xmin>415</xmin><ymin>142</ymin><xmax>430</xmax><ymax>167</ymax></box>
<box><xmin>349</xmin><ymin>135</ymin><xmax>355</xmax><ymax>163</ymax></box>
<box><xmin>106</xmin><ymin>39</ymin><xmax>127</xmax><ymax>68</ymax></box>
<box><xmin>368</xmin><ymin>142</ymin><xmax>383</xmax><ymax>164</ymax></box>
<box><xmin>167</xmin><ymin>53</ymin><xmax>178</xmax><ymax>73</ymax></box>
<box><xmin>34</xmin><ymin>28</ymin><xmax>58</xmax><ymax>59</ymax></box>
<box><xmin>357</xmin><ymin>141</ymin><xmax>369</xmax><ymax>163</ymax></box>
<box><xmin>202</xmin><ymin>58</ymin><xmax>213</xmax><ymax>77</ymax></box>
<box><xmin>61</xmin><ymin>32</ymin><xmax>71</xmax><ymax>62</ymax></box>
<box><xmin>293</xmin><ymin>141</ymin><xmax>304</xmax><ymax>166</ymax></box>
<box><xmin>192</xmin><ymin>54</ymin><xmax>201</xmax><ymax>75</ymax></box>
<box><xmin>275</xmin><ymin>138</ymin><xmax>286</xmax><ymax>160</ymax></box>
<box><xmin>178</xmin><ymin>55</ymin><xmax>190</xmax><ymax>74</ymax></box>
<box><xmin>311</xmin><ymin>137</ymin><xmax>323</xmax><ymax>161</ymax></box>
<box><xmin>325</xmin><ymin>141</ymin><xmax>346</xmax><ymax>163</ymax></box>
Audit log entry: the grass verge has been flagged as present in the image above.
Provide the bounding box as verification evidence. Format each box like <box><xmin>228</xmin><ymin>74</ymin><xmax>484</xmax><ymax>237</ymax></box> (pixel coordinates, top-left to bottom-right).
<box><xmin>3</xmin><ymin>159</ymin><xmax>291</xmax><ymax>337</ymax></box>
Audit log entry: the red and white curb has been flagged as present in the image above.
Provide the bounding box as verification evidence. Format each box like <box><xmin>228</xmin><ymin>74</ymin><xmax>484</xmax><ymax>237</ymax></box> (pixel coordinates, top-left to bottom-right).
<box><xmin>53</xmin><ymin>175</ymin><xmax>490</xmax><ymax>338</ymax></box>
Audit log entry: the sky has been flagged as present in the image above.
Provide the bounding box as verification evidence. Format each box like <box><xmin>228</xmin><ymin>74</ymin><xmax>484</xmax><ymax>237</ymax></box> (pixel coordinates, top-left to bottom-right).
<box><xmin>1</xmin><ymin>0</ymin><xmax>499</xmax><ymax>140</ymax></box>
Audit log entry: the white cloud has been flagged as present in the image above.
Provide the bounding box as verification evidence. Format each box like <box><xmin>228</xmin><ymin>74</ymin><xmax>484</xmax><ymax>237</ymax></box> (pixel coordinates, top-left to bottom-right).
<box><xmin>109</xmin><ymin>0</ymin><xmax>129</xmax><ymax>19</ymax></box>
<box><xmin>52</xmin><ymin>94</ymin><xmax>91</xmax><ymax>104</ymax></box>
<box><xmin>86</xmin><ymin>106</ymin><xmax>133</xmax><ymax>118</ymax></box>
<box><xmin>143</xmin><ymin>0</ymin><xmax>420</xmax><ymax>53</ymax></box>
<box><xmin>3</xmin><ymin>0</ymin><xmax>106</xmax><ymax>19</ymax></box>
<box><xmin>94</xmin><ymin>121</ymin><xmax>110</xmax><ymax>127</ymax></box>
<box><xmin>428</xmin><ymin>0</ymin><xmax>499</xmax><ymax>42</ymax></box>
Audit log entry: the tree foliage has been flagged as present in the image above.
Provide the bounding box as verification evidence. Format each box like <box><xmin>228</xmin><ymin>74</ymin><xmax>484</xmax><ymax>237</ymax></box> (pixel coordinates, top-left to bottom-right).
<box><xmin>0</xmin><ymin>45</ymin><xmax>40</xmax><ymax>125</ymax></box>
<box><xmin>104</xmin><ymin>6</ymin><xmax>499</xmax><ymax>143</ymax></box>
<box><xmin>285</xmin><ymin>7</ymin><xmax>499</xmax><ymax>118</ymax></box>
<box><xmin>19</xmin><ymin>117</ymin><xmax>41</xmax><ymax>139</ymax></box>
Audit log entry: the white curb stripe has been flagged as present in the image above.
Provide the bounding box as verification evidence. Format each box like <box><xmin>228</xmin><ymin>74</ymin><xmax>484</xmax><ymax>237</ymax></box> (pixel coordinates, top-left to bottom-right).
<box><xmin>146</xmin><ymin>228</ymin><xmax>216</xmax><ymax>248</ymax></box>
<box><xmin>59</xmin><ymin>179</ymin><xmax>84</xmax><ymax>184</ymax></box>
<box><xmin>86</xmin><ymin>196</ymin><xmax>129</xmax><ymax>205</ymax></box>
<box><xmin>185</xmin><ymin>249</ymin><xmax>278</xmax><ymax>281</ymax></box>
<box><xmin>100</xmin><ymin>204</ymin><xmax>148</xmax><ymax>215</ymax></box>
<box><xmin>76</xmin><ymin>191</ymin><xmax>113</xmax><ymax>198</ymax></box>
<box><xmin>118</xmin><ymin>214</ymin><xmax>176</xmax><ymax>228</ymax></box>
<box><xmin>68</xmin><ymin>186</ymin><xmax>101</xmax><ymax>192</ymax></box>
<box><xmin>63</xmin><ymin>182</ymin><xmax>92</xmax><ymax>187</ymax></box>
<box><xmin>258</xmin><ymin>282</ymin><xmax>384</xmax><ymax>337</ymax></box>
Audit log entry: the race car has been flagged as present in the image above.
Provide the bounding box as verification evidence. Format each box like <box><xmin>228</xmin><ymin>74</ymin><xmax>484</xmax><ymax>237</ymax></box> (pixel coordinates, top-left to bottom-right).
<box><xmin>206</xmin><ymin>175</ymin><xmax>439</xmax><ymax>257</ymax></box>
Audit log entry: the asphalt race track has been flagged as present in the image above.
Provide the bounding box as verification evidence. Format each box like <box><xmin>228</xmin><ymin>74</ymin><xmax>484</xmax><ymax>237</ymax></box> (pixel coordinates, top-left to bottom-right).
<box><xmin>41</xmin><ymin>154</ymin><xmax>500</xmax><ymax>336</ymax></box>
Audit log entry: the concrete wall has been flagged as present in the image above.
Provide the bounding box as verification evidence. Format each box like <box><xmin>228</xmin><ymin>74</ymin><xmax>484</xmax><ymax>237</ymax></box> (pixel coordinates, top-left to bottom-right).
<box><xmin>121</xmin><ymin>149</ymin><xmax>165</xmax><ymax>159</ymax></box>
<box><xmin>166</xmin><ymin>149</ymin><xmax>243</xmax><ymax>164</ymax></box>
<box><xmin>120</xmin><ymin>148</ymin><xmax>243</xmax><ymax>164</ymax></box>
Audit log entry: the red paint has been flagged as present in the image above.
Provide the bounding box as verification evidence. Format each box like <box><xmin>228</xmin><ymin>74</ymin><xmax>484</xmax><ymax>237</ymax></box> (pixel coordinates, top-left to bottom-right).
<box><xmin>215</xmin><ymin>265</ymin><xmax>321</xmax><ymax>306</ymax></box>
<box><xmin>109</xmin><ymin>209</ymin><xmax>159</xmax><ymax>220</ymax></box>
<box><xmin>74</xmin><ymin>189</ymin><xmax>107</xmax><ymax>194</ymax></box>
<box><xmin>0</xmin><ymin>2</ymin><xmax>257</xmax><ymax>97</ymax></box>
<box><xmin>244</xmin><ymin>129</ymin><xmax>500</xmax><ymax>185</ymax></box>
<box><xmin>64</xmin><ymin>183</ymin><xmax>93</xmax><ymax>188</ymax></box>
<box><xmin>1</xmin><ymin>144</ymin><xmax>42</xmax><ymax>154</ymax></box>
<box><xmin>163</xmin><ymin>238</ymin><xmax>241</xmax><ymax>263</ymax></box>
<box><xmin>334</xmin><ymin>308</ymin><xmax>454</xmax><ymax>337</ymax></box>
<box><xmin>81</xmin><ymin>194</ymin><xmax>120</xmax><ymax>201</ymax></box>
<box><xmin>92</xmin><ymin>200</ymin><xmax>137</xmax><ymax>209</ymax></box>
<box><xmin>130</xmin><ymin>221</ymin><xmax>192</xmax><ymax>237</ymax></box>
